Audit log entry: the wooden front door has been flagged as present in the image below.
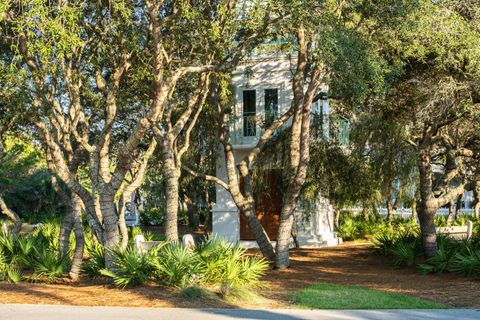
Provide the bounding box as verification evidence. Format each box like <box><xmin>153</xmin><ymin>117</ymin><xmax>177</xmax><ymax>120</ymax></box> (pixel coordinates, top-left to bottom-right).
<box><xmin>239</xmin><ymin>170</ymin><xmax>282</xmax><ymax>240</ymax></box>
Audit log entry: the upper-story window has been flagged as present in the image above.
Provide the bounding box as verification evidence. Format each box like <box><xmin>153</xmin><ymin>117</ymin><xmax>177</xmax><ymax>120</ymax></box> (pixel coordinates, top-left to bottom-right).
<box><xmin>264</xmin><ymin>88</ymin><xmax>278</xmax><ymax>127</ymax></box>
<box><xmin>243</xmin><ymin>90</ymin><xmax>256</xmax><ymax>137</ymax></box>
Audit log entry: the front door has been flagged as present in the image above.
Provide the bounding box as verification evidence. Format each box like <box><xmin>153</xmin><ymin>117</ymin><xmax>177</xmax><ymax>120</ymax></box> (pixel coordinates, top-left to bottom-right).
<box><xmin>239</xmin><ymin>170</ymin><xmax>282</xmax><ymax>240</ymax></box>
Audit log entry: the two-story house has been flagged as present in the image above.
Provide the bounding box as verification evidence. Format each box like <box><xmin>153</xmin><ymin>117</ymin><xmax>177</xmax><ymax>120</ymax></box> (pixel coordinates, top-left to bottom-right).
<box><xmin>211</xmin><ymin>54</ymin><xmax>342</xmax><ymax>248</ymax></box>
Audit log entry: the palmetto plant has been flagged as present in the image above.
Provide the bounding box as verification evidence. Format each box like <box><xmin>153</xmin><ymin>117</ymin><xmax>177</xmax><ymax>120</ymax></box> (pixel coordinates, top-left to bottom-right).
<box><xmin>0</xmin><ymin>248</ymin><xmax>22</xmax><ymax>283</ymax></box>
<box><xmin>81</xmin><ymin>242</ymin><xmax>105</xmax><ymax>279</ymax></box>
<box><xmin>196</xmin><ymin>237</ymin><xmax>268</xmax><ymax>293</ymax></box>
<box><xmin>450</xmin><ymin>247</ymin><xmax>480</xmax><ymax>277</ymax></box>
<box><xmin>152</xmin><ymin>243</ymin><xmax>203</xmax><ymax>288</ymax></box>
<box><xmin>32</xmin><ymin>247</ymin><xmax>69</xmax><ymax>283</ymax></box>
<box><xmin>100</xmin><ymin>247</ymin><xmax>154</xmax><ymax>288</ymax></box>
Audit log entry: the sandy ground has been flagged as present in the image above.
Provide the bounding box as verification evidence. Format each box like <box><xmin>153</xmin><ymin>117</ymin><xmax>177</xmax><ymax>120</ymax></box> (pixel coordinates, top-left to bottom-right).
<box><xmin>0</xmin><ymin>241</ymin><xmax>478</xmax><ymax>308</ymax></box>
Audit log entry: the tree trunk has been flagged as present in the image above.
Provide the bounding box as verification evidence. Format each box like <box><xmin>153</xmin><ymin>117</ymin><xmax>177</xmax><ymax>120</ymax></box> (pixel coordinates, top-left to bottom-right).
<box><xmin>164</xmin><ymin>159</ymin><xmax>180</xmax><ymax>242</ymax></box>
<box><xmin>333</xmin><ymin>207</ymin><xmax>340</xmax><ymax>228</ymax></box>
<box><xmin>0</xmin><ymin>196</ymin><xmax>22</xmax><ymax>233</ymax></box>
<box><xmin>417</xmin><ymin>199</ymin><xmax>438</xmax><ymax>258</ymax></box>
<box><xmin>411</xmin><ymin>199</ymin><xmax>418</xmax><ymax>222</ymax></box>
<box><xmin>362</xmin><ymin>206</ymin><xmax>370</xmax><ymax>222</ymax></box>
<box><xmin>58</xmin><ymin>207</ymin><xmax>74</xmax><ymax>257</ymax></box>
<box><xmin>454</xmin><ymin>194</ymin><xmax>462</xmax><ymax>222</ymax></box>
<box><xmin>242</xmin><ymin>201</ymin><xmax>276</xmax><ymax>260</ymax></box>
<box><xmin>275</xmin><ymin>200</ymin><xmax>295</xmax><ymax>268</ymax></box>
<box><xmin>185</xmin><ymin>194</ymin><xmax>199</xmax><ymax>231</ymax></box>
<box><xmin>69</xmin><ymin>193</ymin><xmax>85</xmax><ymax>281</ymax></box>
<box><xmin>474</xmin><ymin>186</ymin><xmax>480</xmax><ymax>219</ymax></box>
<box><xmin>99</xmin><ymin>192</ymin><xmax>120</xmax><ymax>269</ymax></box>
<box><xmin>446</xmin><ymin>201</ymin><xmax>454</xmax><ymax>225</ymax></box>
<box><xmin>386</xmin><ymin>200</ymin><xmax>394</xmax><ymax>224</ymax></box>
<box><xmin>417</xmin><ymin>143</ymin><xmax>438</xmax><ymax>258</ymax></box>
<box><xmin>117</xmin><ymin>194</ymin><xmax>129</xmax><ymax>250</ymax></box>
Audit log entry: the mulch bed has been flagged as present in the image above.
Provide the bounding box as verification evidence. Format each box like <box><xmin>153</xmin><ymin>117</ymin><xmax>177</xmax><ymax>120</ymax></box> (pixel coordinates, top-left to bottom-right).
<box><xmin>0</xmin><ymin>241</ymin><xmax>478</xmax><ymax>308</ymax></box>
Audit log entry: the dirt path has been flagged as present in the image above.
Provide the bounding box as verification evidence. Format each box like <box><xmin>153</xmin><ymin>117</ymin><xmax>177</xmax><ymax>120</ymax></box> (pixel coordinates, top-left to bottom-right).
<box><xmin>0</xmin><ymin>242</ymin><xmax>478</xmax><ymax>308</ymax></box>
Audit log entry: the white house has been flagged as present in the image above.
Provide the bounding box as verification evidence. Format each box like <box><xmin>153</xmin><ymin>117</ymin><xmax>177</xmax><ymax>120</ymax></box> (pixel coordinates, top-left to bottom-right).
<box><xmin>211</xmin><ymin>54</ymin><xmax>342</xmax><ymax>248</ymax></box>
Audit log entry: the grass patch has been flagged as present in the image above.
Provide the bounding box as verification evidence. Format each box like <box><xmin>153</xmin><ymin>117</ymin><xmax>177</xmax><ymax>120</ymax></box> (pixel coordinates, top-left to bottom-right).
<box><xmin>291</xmin><ymin>283</ymin><xmax>447</xmax><ymax>309</ymax></box>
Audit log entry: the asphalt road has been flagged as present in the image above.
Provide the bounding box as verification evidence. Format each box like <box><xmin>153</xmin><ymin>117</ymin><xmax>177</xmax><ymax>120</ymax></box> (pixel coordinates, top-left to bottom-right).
<box><xmin>0</xmin><ymin>304</ymin><xmax>479</xmax><ymax>320</ymax></box>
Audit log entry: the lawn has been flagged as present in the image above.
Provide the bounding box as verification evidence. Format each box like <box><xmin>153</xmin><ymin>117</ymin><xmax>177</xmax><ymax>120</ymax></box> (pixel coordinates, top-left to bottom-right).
<box><xmin>291</xmin><ymin>283</ymin><xmax>447</xmax><ymax>309</ymax></box>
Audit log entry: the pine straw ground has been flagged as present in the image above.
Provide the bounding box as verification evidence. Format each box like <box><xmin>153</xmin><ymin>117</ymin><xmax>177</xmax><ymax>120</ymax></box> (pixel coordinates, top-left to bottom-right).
<box><xmin>0</xmin><ymin>241</ymin><xmax>478</xmax><ymax>309</ymax></box>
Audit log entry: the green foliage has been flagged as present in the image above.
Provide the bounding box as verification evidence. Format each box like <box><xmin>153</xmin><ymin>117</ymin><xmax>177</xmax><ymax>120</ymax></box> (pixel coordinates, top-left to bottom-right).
<box><xmin>420</xmin><ymin>236</ymin><xmax>480</xmax><ymax>276</ymax></box>
<box><xmin>0</xmin><ymin>248</ymin><xmax>22</xmax><ymax>283</ymax></box>
<box><xmin>195</xmin><ymin>237</ymin><xmax>268</xmax><ymax>294</ymax></box>
<box><xmin>450</xmin><ymin>247</ymin><xmax>480</xmax><ymax>277</ymax></box>
<box><xmin>81</xmin><ymin>242</ymin><xmax>105</xmax><ymax>279</ymax></box>
<box><xmin>151</xmin><ymin>243</ymin><xmax>203</xmax><ymax>288</ymax></box>
<box><xmin>0</xmin><ymin>229</ymin><xmax>69</xmax><ymax>283</ymax></box>
<box><xmin>100</xmin><ymin>247</ymin><xmax>155</xmax><ymax>288</ymax></box>
<box><xmin>336</xmin><ymin>213</ymin><xmax>392</xmax><ymax>241</ymax></box>
<box><xmin>374</xmin><ymin>224</ymin><xmax>422</xmax><ymax>267</ymax></box>
<box><xmin>31</xmin><ymin>248</ymin><xmax>69</xmax><ymax>283</ymax></box>
<box><xmin>97</xmin><ymin>237</ymin><xmax>268</xmax><ymax>292</ymax></box>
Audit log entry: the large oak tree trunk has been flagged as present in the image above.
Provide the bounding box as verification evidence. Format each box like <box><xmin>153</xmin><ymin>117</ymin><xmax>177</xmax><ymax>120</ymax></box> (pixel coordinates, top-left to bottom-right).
<box><xmin>417</xmin><ymin>141</ymin><xmax>439</xmax><ymax>258</ymax></box>
<box><xmin>99</xmin><ymin>192</ymin><xmax>120</xmax><ymax>268</ymax></box>
<box><xmin>275</xmin><ymin>199</ymin><xmax>296</xmax><ymax>268</ymax></box>
<box><xmin>69</xmin><ymin>194</ymin><xmax>85</xmax><ymax>281</ymax></box>
<box><xmin>164</xmin><ymin>158</ymin><xmax>180</xmax><ymax>242</ymax></box>
<box><xmin>418</xmin><ymin>199</ymin><xmax>438</xmax><ymax>258</ymax></box>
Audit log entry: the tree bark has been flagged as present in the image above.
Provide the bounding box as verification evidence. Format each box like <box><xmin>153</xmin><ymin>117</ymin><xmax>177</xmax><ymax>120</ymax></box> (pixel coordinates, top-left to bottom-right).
<box><xmin>411</xmin><ymin>198</ymin><xmax>418</xmax><ymax>222</ymax></box>
<box><xmin>333</xmin><ymin>206</ymin><xmax>340</xmax><ymax>228</ymax></box>
<box><xmin>446</xmin><ymin>200</ymin><xmax>454</xmax><ymax>226</ymax></box>
<box><xmin>386</xmin><ymin>199</ymin><xmax>394</xmax><ymax>224</ymax></box>
<box><xmin>99</xmin><ymin>192</ymin><xmax>120</xmax><ymax>268</ymax></box>
<box><xmin>454</xmin><ymin>194</ymin><xmax>462</xmax><ymax>221</ymax></box>
<box><xmin>0</xmin><ymin>196</ymin><xmax>22</xmax><ymax>233</ymax></box>
<box><xmin>69</xmin><ymin>193</ymin><xmax>85</xmax><ymax>281</ymax></box>
<box><xmin>418</xmin><ymin>200</ymin><xmax>438</xmax><ymax>258</ymax></box>
<box><xmin>417</xmin><ymin>144</ymin><xmax>438</xmax><ymax>258</ymax></box>
<box><xmin>117</xmin><ymin>194</ymin><xmax>129</xmax><ymax>250</ymax></box>
<box><xmin>184</xmin><ymin>194</ymin><xmax>199</xmax><ymax>230</ymax></box>
<box><xmin>474</xmin><ymin>185</ymin><xmax>480</xmax><ymax>219</ymax></box>
<box><xmin>164</xmin><ymin>157</ymin><xmax>180</xmax><ymax>242</ymax></box>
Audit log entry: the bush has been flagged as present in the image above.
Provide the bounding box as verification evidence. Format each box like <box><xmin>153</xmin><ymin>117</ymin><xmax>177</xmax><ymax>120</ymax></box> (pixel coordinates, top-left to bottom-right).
<box><xmin>151</xmin><ymin>243</ymin><xmax>203</xmax><ymax>287</ymax></box>
<box><xmin>81</xmin><ymin>242</ymin><xmax>105</xmax><ymax>279</ymax></box>
<box><xmin>140</xmin><ymin>207</ymin><xmax>165</xmax><ymax>226</ymax></box>
<box><xmin>31</xmin><ymin>248</ymin><xmax>69</xmax><ymax>283</ymax></box>
<box><xmin>100</xmin><ymin>247</ymin><xmax>155</xmax><ymax>288</ymax></box>
<box><xmin>374</xmin><ymin>227</ymin><xmax>422</xmax><ymax>267</ymax></box>
<box><xmin>419</xmin><ymin>235</ymin><xmax>461</xmax><ymax>274</ymax></box>
<box><xmin>450</xmin><ymin>247</ymin><xmax>480</xmax><ymax>276</ymax></box>
<box><xmin>195</xmin><ymin>237</ymin><xmax>268</xmax><ymax>295</ymax></box>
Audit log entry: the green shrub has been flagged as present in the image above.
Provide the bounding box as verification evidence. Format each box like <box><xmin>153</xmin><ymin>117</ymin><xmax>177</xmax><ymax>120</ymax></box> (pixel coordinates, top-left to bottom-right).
<box><xmin>450</xmin><ymin>248</ymin><xmax>480</xmax><ymax>276</ymax></box>
<box><xmin>151</xmin><ymin>243</ymin><xmax>203</xmax><ymax>287</ymax></box>
<box><xmin>196</xmin><ymin>237</ymin><xmax>268</xmax><ymax>293</ymax></box>
<box><xmin>100</xmin><ymin>247</ymin><xmax>154</xmax><ymax>288</ymax></box>
<box><xmin>391</xmin><ymin>239</ymin><xmax>422</xmax><ymax>267</ymax></box>
<box><xmin>81</xmin><ymin>242</ymin><xmax>105</xmax><ymax>279</ymax></box>
<box><xmin>32</xmin><ymin>248</ymin><xmax>69</xmax><ymax>282</ymax></box>
<box><xmin>0</xmin><ymin>248</ymin><xmax>22</xmax><ymax>283</ymax></box>
<box><xmin>419</xmin><ymin>235</ymin><xmax>458</xmax><ymax>274</ymax></box>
